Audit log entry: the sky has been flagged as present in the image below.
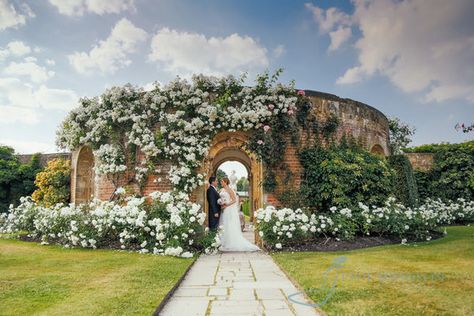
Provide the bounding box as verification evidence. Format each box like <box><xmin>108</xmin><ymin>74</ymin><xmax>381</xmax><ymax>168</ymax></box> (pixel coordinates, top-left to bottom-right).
<box><xmin>218</xmin><ymin>161</ymin><xmax>248</xmax><ymax>180</ymax></box>
<box><xmin>0</xmin><ymin>0</ymin><xmax>473</xmax><ymax>154</ymax></box>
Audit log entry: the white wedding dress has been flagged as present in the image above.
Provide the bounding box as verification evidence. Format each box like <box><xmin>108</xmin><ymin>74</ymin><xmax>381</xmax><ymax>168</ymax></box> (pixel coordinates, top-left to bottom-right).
<box><xmin>218</xmin><ymin>189</ymin><xmax>260</xmax><ymax>252</ymax></box>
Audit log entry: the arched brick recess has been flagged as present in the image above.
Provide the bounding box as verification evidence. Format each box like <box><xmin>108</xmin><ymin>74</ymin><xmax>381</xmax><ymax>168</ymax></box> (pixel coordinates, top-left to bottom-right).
<box><xmin>199</xmin><ymin>131</ymin><xmax>263</xmax><ymax>244</ymax></box>
<box><xmin>71</xmin><ymin>146</ymin><xmax>95</xmax><ymax>204</ymax></box>
<box><xmin>370</xmin><ymin>144</ymin><xmax>385</xmax><ymax>156</ymax></box>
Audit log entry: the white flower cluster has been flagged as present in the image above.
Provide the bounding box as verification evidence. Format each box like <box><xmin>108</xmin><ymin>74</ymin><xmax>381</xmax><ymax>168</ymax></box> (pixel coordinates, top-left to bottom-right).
<box><xmin>255</xmin><ymin>197</ymin><xmax>474</xmax><ymax>249</ymax></box>
<box><xmin>57</xmin><ymin>73</ymin><xmax>298</xmax><ymax>194</ymax></box>
<box><xmin>93</xmin><ymin>144</ymin><xmax>127</xmax><ymax>176</ymax></box>
<box><xmin>0</xmin><ymin>192</ymin><xmax>220</xmax><ymax>257</ymax></box>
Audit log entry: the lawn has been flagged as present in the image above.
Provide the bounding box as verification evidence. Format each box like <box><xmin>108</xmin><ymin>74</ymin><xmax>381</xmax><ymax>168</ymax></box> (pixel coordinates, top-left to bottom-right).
<box><xmin>0</xmin><ymin>237</ymin><xmax>194</xmax><ymax>316</ymax></box>
<box><xmin>272</xmin><ymin>225</ymin><xmax>474</xmax><ymax>316</ymax></box>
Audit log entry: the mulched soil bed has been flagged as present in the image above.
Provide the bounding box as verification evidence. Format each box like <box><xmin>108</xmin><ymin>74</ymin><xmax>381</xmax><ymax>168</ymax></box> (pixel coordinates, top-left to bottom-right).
<box><xmin>278</xmin><ymin>230</ymin><xmax>445</xmax><ymax>252</ymax></box>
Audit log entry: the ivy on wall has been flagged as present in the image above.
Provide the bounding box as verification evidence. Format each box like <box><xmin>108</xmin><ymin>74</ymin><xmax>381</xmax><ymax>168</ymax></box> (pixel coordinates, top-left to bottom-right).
<box><xmin>299</xmin><ymin>138</ymin><xmax>395</xmax><ymax>211</ymax></box>
<box><xmin>405</xmin><ymin>141</ymin><xmax>474</xmax><ymax>201</ymax></box>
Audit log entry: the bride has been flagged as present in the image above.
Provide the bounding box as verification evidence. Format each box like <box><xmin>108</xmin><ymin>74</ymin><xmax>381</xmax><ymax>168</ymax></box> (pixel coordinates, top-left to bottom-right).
<box><xmin>218</xmin><ymin>177</ymin><xmax>260</xmax><ymax>252</ymax></box>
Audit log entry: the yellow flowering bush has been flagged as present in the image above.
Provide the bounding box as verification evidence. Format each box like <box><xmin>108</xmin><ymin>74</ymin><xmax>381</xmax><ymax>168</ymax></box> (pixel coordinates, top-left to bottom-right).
<box><xmin>32</xmin><ymin>159</ymin><xmax>71</xmax><ymax>207</ymax></box>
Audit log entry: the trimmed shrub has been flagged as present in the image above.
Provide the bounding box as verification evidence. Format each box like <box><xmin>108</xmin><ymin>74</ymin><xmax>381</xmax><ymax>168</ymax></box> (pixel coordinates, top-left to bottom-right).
<box><xmin>299</xmin><ymin>144</ymin><xmax>395</xmax><ymax>210</ymax></box>
<box><xmin>388</xmin><ymin>155</ymin><xmax>419</xmax><ymax>207</ymax></box>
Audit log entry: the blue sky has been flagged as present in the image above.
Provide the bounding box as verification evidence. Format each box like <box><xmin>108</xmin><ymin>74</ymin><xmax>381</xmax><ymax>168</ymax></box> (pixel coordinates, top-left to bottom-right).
<box><xmin>0</xmin><ymin>0</ymin><xmax>473</xmax><ymax>154</ymax></box>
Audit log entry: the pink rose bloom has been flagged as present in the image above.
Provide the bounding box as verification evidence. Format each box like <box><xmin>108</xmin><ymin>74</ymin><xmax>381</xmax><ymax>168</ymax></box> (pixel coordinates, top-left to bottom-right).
<box><xmin>288</xmin><ymin>109</ymin><xmax>294</xmax><ymax>115</ymax></box>
<box><xmin>263</xmin><ymin>125</ymin><xmax>270</xmax><ymax>133</ymax></box>
<box><xmin>268</xmin><ymin>104</ymin><xmax>275</xmax><ymax>110</ymax></box>
<box><xmin>297</xmin><ymin>90</ymin><xmax>305</xmax><ymax>96</ymax></box>
<box><xmin>257</xmin><ymin>140</ymin><xmax>264</xmax><ymax>145</ymax></box>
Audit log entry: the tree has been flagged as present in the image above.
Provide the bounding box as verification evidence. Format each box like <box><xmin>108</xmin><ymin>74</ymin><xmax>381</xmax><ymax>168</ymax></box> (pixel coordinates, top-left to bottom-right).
<box><xmin>216</xmin><ymin>169</ymin><xmax>228</xmax><ymax>181</ymax></box>
<box><xmin>237</xmin><ymin>177</ymin><xmax>249</xmax><ymax>192</ymax></box>
<box><xmin>389</xmin><ymin>117</ymin><xmax>416</xmax><ymax>154</ymax></box>
<box><xmin>10</xmin><ymin>153</ymin><xmax>43</xmax><ymax>205</ymax></box>
<box><xmin>32</xmin><ymin>158</ymin><xmax>70</xmax><ymax>207</ymax></box>
<box><xmin>0</xmin><ymin>146</ymin><xmax>43</xmax><ymax>212</ymax></box>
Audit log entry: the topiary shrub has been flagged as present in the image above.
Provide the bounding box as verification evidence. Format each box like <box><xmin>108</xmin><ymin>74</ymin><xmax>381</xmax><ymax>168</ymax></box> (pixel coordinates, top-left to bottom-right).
<box><xmin>413</xmin><ymin>170</ymin><xmax>433</xmax><ymax>201</ymax></box>
<box><xmin>299</xmin><ymin>143</ymin><xmax>395</xmax><ymax>211</ymax></box>
<box><xmin>388</xmin><ymin>155</ymin><xmax>419</xmax><ymax>207</ymax></box>
<box><xmin>32</xmin><ymin>158</ymin><xmax>71</xmax><ymax>207</ymax></box>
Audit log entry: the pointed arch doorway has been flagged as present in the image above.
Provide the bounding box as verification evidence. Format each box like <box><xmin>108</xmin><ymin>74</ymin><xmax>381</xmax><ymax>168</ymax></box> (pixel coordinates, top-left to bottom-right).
<box><xmin>202</xmin><ymin>132</ymin><xmax>263</xmax><ymax>243</ymax></box>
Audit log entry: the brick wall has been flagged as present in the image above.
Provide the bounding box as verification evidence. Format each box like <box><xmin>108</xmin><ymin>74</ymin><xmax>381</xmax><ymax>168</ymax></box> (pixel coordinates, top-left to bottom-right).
<box><xmin>78</xmin><ymin>90</ymin><xmax>391</xmax><ymax>207</ymax></box>
<box><xmin>404</xmin><ymin>153</ymin><xmax>434</xmax><ymax>171</ymax></box>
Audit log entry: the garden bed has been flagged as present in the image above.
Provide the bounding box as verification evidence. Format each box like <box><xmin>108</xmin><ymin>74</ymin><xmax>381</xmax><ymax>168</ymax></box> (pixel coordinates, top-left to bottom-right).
<box><xmin>274</xmin><ymin>230</ymin><xmax>444</xmax><ymax>252</ymax></box>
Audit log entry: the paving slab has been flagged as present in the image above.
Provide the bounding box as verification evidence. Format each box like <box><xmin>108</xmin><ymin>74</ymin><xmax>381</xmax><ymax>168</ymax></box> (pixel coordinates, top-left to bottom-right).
<box><xmin>159</xmin><ymin>251</ymin><xmax>320</xmax><ymax>316</ymax></box>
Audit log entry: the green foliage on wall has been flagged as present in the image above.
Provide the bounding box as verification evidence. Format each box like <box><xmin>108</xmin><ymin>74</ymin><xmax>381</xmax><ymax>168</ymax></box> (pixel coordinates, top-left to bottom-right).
<box><xmin>413</xmin><ymin>170</ymin><xmax>433</xmax><ymax>201</ymax></box>
<box><xmin>299</xmin><ymin>143</ymin><xmax>395</xmax><ymax>210</ymax></box>
<box><xmin>405</xmin><ymin>140</ymin><xmax>474</xmax><ymax>201</ymax></box>
<box><xmin>0</xmin><ymin>146</ymin><xmax>43</xmax><ymax>212</ymax></box>
<box><xmin>388</xmin><ymin>155</ymin><xmax>419</xmax><ymax>207</ymax></box>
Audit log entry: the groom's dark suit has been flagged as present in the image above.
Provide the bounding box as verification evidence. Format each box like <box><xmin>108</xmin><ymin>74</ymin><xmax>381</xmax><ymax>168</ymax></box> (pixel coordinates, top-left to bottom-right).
<box><xmin>207</xmin><ymin>185</ymin><xmax>221</xmax><ymax>230</ymax></box>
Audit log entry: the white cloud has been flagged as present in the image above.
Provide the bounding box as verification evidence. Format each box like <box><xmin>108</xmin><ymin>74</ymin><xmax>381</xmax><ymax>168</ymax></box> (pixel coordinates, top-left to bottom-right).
<box><xmin>0</xmin><ymin>77</ymin><xmax>78</xmax><ymax>124</ymax></box>
<box><xmin>0</xmin><ymin>0</ymin><xmax>34</xmax><ymax>31</ymax></box>
<box><xmin>328</xmin><ymin>27</ymin><xmax>352</xmax><ymax>51</ymax></box>
<box><xmin>0</xmin><ymin>138</ymin><xmax>57</xmax><ymax>154</ymax></box>
<box><xmin>0</xmin><ymin>106</ymin><xmax>38</xmax><ymax>124</ymax></box>
<box><xmin>305</xmin><ymin>3</ymin><xmax>352</xmax><ymax>33</ymax></box>
<box><xmin>0</xmin><ymin>77</ymin><xmax>36</xmax><ymax>108</ymax></box>
<box><xmin>7</xmin><ymin>41</ymin><xmax>31</xmax><ymax>55</ymax></box>
<box><xmin>4</xmin><ymin>61</ymin><xmax>55</xmax><ymax>83</ymax></box>
<box><xmin>143</xmin><ymin>81</ymin><xmax>161</xmax><ymax>92</ymax></box>
<box><xmin>24</xmin><ymin>56</ymin><xmax>37</xmax><ymax>62</ymax></box>
<box><xmin>305</xmin><ymin>3</ymin><xmax>353</xmax><ymax>51</ymax></box>
<box><xmin>46</xmin><ymin>58</ymin><xmax>56</xmax><ymax>66</ymax></box>
<box><xmin>310</xmin><ymin>0</ymin><xmax>474</xmax><ymax>103</ymax></box>
<box><xmin>273</xmin><ymin>45</ymin><xmax>285</xmax><ymax>58</ymax></box>
<box><xmin>35</xmin><ymin>85</ymin><xmax>78</xmax><ymax>110</ymax></box>
<box><xmin>68</xmin><ymin>18</ymin><xmax>147</xmax><ymax>74</ymax></box>
<box><xmin>0</xmin><ymin>41</ymin><xmax>31</xmax><ymax>61</ymax></box>
<box><xmin>149</xmin><ymin>28</ymin><xmax>269</xmax><ymax>76</ymax></box>
<box><xmin>48</xmin><ymin>0</ymin><xmax>134</xmax><ymax>16</ymax></box>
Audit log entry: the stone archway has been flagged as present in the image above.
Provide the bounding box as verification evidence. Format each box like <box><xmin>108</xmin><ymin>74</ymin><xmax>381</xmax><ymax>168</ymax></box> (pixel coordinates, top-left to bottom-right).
<box><xmin>71</xmin><ymin>146</ymin><xmax>95</xmax><ymax>204</ymax></box>
<box><xmin>201</xmin><ymin>132</ymin><xmax>263</xmax><ymax>243</ymax></box>
<box><xmin>370</xmin><ymin>144</ymin><xmax>385</xmax><ymax>156</ymax></box>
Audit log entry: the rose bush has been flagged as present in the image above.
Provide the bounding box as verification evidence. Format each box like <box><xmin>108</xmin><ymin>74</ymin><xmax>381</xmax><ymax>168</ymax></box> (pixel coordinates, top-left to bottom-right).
<box><xmin>255</xmin><ymin>197</ymin><xmax>474</xmax><ymax>249</ymax></box>
<box><xmin>0</xmin><ymin>190</ymin><xmax>220</xmax><ymax>257</ymax></box>
<box><xmin>56</xmin><ymin>72</ymin><xmax>304</xmax><ymax>196</ymax></box>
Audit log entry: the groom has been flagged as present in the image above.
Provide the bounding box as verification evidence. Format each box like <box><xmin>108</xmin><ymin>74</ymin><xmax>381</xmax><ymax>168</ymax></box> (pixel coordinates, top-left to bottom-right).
<box><xmin>207</xmin><ymin>176</ymin><xmax>221</xmax><ymax>230</ymax></box>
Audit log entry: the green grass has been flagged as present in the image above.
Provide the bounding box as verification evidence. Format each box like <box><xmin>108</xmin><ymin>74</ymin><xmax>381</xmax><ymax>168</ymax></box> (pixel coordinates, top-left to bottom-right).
<box><xmin>0</xmin><ymin>237</ymin><xmax>194</xmax><ymax>316</ymax></box>
<box><xmin>272</xmin><ymin>225</ymin><xmax>474</xmax><ymax>316</ymax></box>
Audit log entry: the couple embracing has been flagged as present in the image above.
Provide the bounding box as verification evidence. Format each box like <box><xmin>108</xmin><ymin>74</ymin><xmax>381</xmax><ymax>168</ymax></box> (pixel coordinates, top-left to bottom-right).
<box><xmin>206</xmin><ymin>176</ymin><xmax>259</xmax><ymax>252</ymax></box>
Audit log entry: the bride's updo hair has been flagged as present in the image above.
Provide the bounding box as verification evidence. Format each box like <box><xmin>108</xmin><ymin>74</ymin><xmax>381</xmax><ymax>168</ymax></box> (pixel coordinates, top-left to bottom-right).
<box><xmin>222</xmin><ymin>177</ymin><xmax>230</xmax><ymax>186</ymax></box>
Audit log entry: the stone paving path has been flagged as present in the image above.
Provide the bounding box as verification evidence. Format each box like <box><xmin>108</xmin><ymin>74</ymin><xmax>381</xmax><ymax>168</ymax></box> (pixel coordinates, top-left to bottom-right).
<box><xmin>160</xmin><ymin>225</ymin><xmax>320</xmax><ymax>316</ymax></box>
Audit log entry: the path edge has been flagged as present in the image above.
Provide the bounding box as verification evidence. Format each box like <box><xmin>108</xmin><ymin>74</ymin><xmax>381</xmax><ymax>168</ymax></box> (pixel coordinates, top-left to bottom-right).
<box><xmin>152</xmin><ymin>255</ymin><xmax>199</xmax><ymax>316</ymax></box>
